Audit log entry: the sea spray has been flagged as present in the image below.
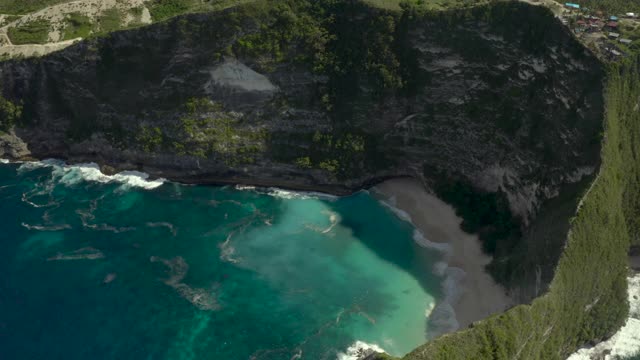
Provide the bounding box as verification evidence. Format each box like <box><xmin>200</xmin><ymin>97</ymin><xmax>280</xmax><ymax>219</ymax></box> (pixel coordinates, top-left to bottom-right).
<box><xmin>17</xmin><ymin>160</ymin><xmax>165</xmax><ymax>190</ymax></box>
<box><xmin>234</xmin><ymin>184</ymin><xmax>339</xmax><ymax>201</ymax></box>
<box><xmin>337</xmin><ymin>341</ymin><xmax>387</xmax><ymax>360</ymax></box>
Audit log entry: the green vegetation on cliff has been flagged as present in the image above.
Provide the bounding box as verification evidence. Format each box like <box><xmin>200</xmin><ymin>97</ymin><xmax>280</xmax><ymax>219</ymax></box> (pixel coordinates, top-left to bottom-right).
<box><xmin>0</xmin><ymin>0</ymin><xmax>69</xmax><ymax>14</ymax></box>
<box><xmin>7</xmin><ymin>18</ymin><xmax>50</xmax><ymax>44</ymax></box>
<box><xmin>62</xmin><ymin>13</ymin><xmax>92</xmax><ymax>40</ymax></box>
<box><xmin>148</xmin><ymin>0</ymin><xmax>258</xmax><ymax>22</ymax></box>
<box><xmin>149</xmin><ymin>0</ymin><xmax>194</xmax><ymax>21</ymax></box>
<box><xmin>0</xmin><ymin>94</ymin><xmax>22</xmax><ymax>132</ymax></box>
<box><xmin>400</xmin><ymin>58</ymin><xmax>639</xmax><ymax>360</ymax></box>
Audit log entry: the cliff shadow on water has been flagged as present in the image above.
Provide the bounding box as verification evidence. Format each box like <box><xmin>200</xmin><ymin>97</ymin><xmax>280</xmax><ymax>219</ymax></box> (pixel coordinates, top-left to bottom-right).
<box><xmin>0</xmin><ymin>0</ymin><xmax>633</xmax><ymax>358</ymax></box>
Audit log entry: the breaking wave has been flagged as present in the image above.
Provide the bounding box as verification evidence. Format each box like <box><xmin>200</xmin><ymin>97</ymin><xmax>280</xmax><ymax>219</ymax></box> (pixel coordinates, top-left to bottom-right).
<box><xmin>412</xmin><ymin>229</ymin><xmax>452</xmax><ymax>254</ymax></box>
<box><xmin>18</xmin><ymin>160</ymin><xmax>165</xmax><ymax>190</ymax></box>
<box><xmin>379</xmin><ymin>196</ymin><xmax>412</xmax><ymax>223</ymax></box>
<box><xmin>234</xmin><ymin>185</ymin><xmax>339</xmax><ymax>201</ymax></box>
<box><xmin>0</xmin><ymin>158</ymin><xmax>9</xmax><ymax>164</ymax></box>
<box><xmin>337</xmin><ymin>341</ymin><xmax>386</xmax><ymax>360</ymax></box>
<box><xmin>306</xmin><ymin>210</ymin><xmax>341</xmax><ymax>234</ymax></box>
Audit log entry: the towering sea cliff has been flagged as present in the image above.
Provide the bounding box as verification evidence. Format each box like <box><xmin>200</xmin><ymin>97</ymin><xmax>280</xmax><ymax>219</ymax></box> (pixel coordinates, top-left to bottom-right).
<box><xmin>0</xmin><ymin>1</ymin><xmax>635</xmax><ymax>359</ymax></box>
<box><xmin>0</xmin><ymin>1</ymin><xmax>603</xmax><ymax>298</ymax></box>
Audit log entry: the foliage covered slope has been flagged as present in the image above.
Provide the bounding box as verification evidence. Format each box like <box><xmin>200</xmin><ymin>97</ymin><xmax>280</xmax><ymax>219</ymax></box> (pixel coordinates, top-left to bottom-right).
<box><xmin>398</xmin><ymin>58</ymin><xmax>640</xmax><ymax>360</ymax></box>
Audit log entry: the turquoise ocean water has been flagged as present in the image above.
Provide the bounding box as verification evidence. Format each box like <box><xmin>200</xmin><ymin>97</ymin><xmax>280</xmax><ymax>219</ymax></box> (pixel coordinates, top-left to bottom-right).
<box><xmin>0</xmin><ymin>160</ymin><xmax>450</xmax><ymax>360</ymax></box>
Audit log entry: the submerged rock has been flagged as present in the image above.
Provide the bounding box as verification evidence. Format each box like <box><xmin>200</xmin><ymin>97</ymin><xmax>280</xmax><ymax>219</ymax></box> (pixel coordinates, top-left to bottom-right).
<box><xmin>103</xmin><ymin>273</ymin><xmax>117</xmax><ymax>284</ymax></box>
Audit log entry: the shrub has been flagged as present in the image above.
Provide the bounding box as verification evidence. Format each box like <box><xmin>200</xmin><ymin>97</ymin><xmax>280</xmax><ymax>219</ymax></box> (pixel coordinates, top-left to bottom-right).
<box><xmin>0</xmin><ymin>96</ymin><xmax>23</xmax><ymax>131</ymax></box>
<box><xmin>7</xmin><ymin>19</ymin><xmax>50</xmax><ymax>44</ymax></box>
<box><xmin>97</xmin><ymin>8</ymin><xmax>123</xmax><ymax>34</ymax></box>
<box><xmin>149</xmin><ymin>0</ymin><xmax>193</xmax><ymax>22</ymax></box>
<box><xmin>62</xmin><ymin>13</ymin><xmax>92</xmax><ymax>40</ymax></box>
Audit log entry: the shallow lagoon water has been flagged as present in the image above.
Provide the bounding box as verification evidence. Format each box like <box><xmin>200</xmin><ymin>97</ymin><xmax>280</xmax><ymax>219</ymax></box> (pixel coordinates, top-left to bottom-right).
<box><xmin>0</xmin><ymin>161</ymin><xmax>448</xmax><ymax>359</ymax></box>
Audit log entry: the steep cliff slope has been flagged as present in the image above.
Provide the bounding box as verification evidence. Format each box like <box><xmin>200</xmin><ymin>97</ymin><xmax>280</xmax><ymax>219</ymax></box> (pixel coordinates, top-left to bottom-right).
<box><xmin>406</xmin><ymin>57</ymin><xmax>639</xmax><ymax>360</ymax></box>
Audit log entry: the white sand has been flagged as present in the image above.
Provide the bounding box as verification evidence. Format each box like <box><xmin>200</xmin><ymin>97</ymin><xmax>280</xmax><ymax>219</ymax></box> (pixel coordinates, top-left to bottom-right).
<box><xmin>374</xmin><ymin>178</ymin><xmax>513</xmax><ymax>331</ymax></box>
<box><xmin>567</xmin><ymin>273</ymin><xmax>640</xmax><ymax>360</ymax></box>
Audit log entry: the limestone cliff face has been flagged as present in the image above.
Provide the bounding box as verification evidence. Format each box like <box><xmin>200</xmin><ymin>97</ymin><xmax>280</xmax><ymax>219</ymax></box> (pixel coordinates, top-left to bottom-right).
<box><xmin>0</xmin><ymin>2</ymin><xmax>604</xmax><ymax>297</ymax></box>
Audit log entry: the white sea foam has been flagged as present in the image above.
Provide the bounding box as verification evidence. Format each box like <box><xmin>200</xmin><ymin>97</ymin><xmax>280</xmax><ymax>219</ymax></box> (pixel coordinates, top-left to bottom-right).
<box><xmin>265</xmin><ymin>188</ymin><xmax>338</xmax><ymax>201</ymax></box>
<box><xmin>21</xmin><ymin>190</ymin><xmax>57</xmax><ymax>208</ymax></box>
<box><xmin>442</xmin><ymin>267</ymin><xmax>466</xmax><ymax>306</ymax></box>
<box><xmin>424</xmin><ymin>301</ymin><xmax>436</xmax><ymax>318</ymax></box>
<box><xmin>0</xmin><ymin>158</ymin><xmax>9</xmax><ymax>164</ymax></box>
<box><xmin>337</xmin><ymin>341</ymin><xmax>386</xmax><ymax>360</ymax></box>
<box><xmin>219</xmin><ymin>233</ymin><xmax>240</xmax><ymax>264</ymax></box>
<box><xmin>22</xmin><ymin>223</ymin><xmax>71</xmax><ymax>231</ymax></box>
<box><xmin>566</xmin><ymin>273</ymin><xmax>640</xmax><ymax>360</ymax></box>
<box><xmin>236</xmin><ymin>186</ymin><xmax>339</xmax><ymax>201</ymax></box>
<box><xmin>432</xmin><ymin>261</ymin><xmax>449</xmax><ymax>276</ymax></box>
<box><xmin>413</xmin><ymin>229</ymin><xmax>452</xmax><ymax>254</ymax></box>
<box><xmin>18</xmin><ymin>160</ymin><xmax>165</xmax><ymax>190</ymax></box>
<box><xmin>428</xmin><ymin>302</ymin><xmax>459</xmax><ymax>336</ymax></box>
<box><xmin>306</xmin><ymin>210</ymin><xmax>341</xmax><ymax>234</ymax></box>
<box><xmin>426</xmin><ymin>266</ymin><xmax>466</xmax><ymax>337</ymax></box>
<box><xmin>17</xmin><ymin>159</ymin><xmax>57</xmax><ymax>173</ymax></box>
<box><xmin>379</xmin><ymin>199</ymin><xmax>413</xmax><ymax>223</ymax></box>
<box><xmin>55</xmin><ymin>164</ymin><xmax>165</xmax><ymax>190</ymax></box>
<box><xmin>146</xmin><ymin>222</ymin><xmax>177</xmax><ymax>236</ymax></box>
<box><xmin>83</xmin><ymin>223</ymin><xmax>136</xmax><ymax>233</ymax></box>
<box><xmin>150</xmin><ymin>256</ymin><xmax>220</xmax><ymax>311</ymax></box>
<box><xmin>322</xmin><ymin>211</ymin><xmax>340</xmax><ymax>233</ymax></box>
<box><xmin>47</xmin><ymin>247</ymin><xmax>105</xmax><ymax>261</ymax></box>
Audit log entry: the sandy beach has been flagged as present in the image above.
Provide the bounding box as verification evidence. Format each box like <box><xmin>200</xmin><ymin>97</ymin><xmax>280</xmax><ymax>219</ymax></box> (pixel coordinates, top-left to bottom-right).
<box><xmin>374</xmin><ymin>178</ymin><xmax>513</xmax><ymax>332</ymax></box>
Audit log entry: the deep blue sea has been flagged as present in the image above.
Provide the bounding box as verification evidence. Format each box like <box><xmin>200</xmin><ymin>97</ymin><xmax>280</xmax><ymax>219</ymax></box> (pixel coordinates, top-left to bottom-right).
<box><xmin>0</xmin><ymin>160</ymin><xmax>449</xmax><ymax>360</ymax></box>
